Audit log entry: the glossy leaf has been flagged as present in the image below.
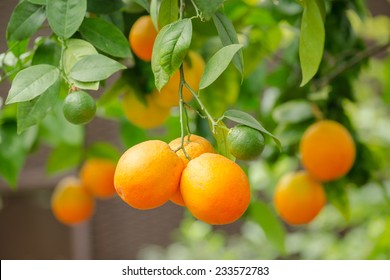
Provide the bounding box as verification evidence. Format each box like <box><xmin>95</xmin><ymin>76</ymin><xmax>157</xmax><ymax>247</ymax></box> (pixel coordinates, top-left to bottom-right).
<box><xmin>212</xmin><ymin>12</ymin><xmax>244</xmax><ymax>77</ymax></box>
<box><xmin>63</xmin><ymin>39</ymin><xmax>99</xmax><ymax>90</ymax></box>
<box><xmin>7</xmin><ymin>1</ymin><xmax>46</xmax><ymax>42</ymax></box>
<box><xmin>199</xmin><ymin>44</ymin><xmax>243</xmax><ymax>90</ymax></box>
<box><xmin>47</xmin><ymin>0</ymin><xmax>87</xmax><ymax>39</ymax></box>
<box><xmin>17</xmin><ymin>79</ymin><xmax>60</xmax><ymax>134</ymax></box>
<box><xmin>249</xmin><ymin>201</ymin><xmax>286</xmax><ymax>254</ymax></box>
<box><xmin>28</xmin><ymin>0</ymin><xmax>47</xmax><ymax>5</ymax></box>
<box><xmin>69</xmin><ymin>54</ymin><xmax>126</xmax><ymax>82</ymax></box>
<box><xmin>6</xmin><ymin>65</ymin><xmax>60</xmax><ymax>104</ymax></box>
<box><xmin>223</xmin><ymin>109</ymin><xmax>282</xmax><ymax>150</ymax></box>
<box><xmin>150</xmin><ymin>0</ymin><xmax>159</xmax><ymax>30</ymax></box>
<box><xmin>79</xmin><ymin>17</ymin><xmax>132</xmax><ymax>58</ymax></box>
<box><xmin>212</xmin><ymin>122</ymin><xmax>235</xmax><ymax>161</ymax></box>
<box><xmin>133</xmin><ymin>0</ymin><xmax>150</xmax><ymax>12</ymax></box>
<box><xmin>159</xmin><ymin>0</ymin><xmax>179</xmax><ymax>28</ymax></box>
<box><xmin>299</xmin><ymin>0</ymin><xmax>326</xmax><ymax>86</ymax></box>
<box><xmin>152</xmin><ymin>19</ymin><xmax>192</xmax><ymax>90</ymax></box>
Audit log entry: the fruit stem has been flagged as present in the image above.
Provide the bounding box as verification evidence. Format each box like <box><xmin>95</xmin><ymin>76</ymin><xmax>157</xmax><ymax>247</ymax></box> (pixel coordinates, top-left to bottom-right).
<box><xmin>183</xmin><ymin>81</ymin><xmax>218</xmax><ymax>133</ymax></box>
<box><xmin>178</xmin><ymin>65</ymin><xmax>191</xmax><ymax>161</ymax></box>
<box><xmin>179</xmin><ymin>0</ymin><xmax>185</xmax><ymax>20</ymax></box>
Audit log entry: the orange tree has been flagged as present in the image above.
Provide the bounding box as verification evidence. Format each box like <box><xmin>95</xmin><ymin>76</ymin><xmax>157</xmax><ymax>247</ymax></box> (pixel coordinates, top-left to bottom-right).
<box><xmin>1</xmin><ymin>0</ymin><xmax>390</xmax><ymax>258</ymax></box>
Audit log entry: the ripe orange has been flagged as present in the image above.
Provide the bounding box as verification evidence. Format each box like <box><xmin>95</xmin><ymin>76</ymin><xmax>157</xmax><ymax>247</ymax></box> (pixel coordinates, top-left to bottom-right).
<box><xmin>180</xmin><ymin>153</ymin><xmax>251</xmax><ymax>225</ymax></box>
<box><xmin>80</xmin><ymin>158</ymin><xmax>117</xmax><ymax>199</ymax></box>
<box><xmin>274</xmin><ymin>171</ymin><xmax>326</xmax><ymax>225</ymax></box>
<box><xmin>122</xmin><ymin>89</ymin><xmax>170</xmax><ymax>129</ymax></box>
<box><xmin>300</xmin><ymin>120</ymin><xmax>356</xmax><ymax>182</ymax></box>
<box><xmin>129</xmin><ymin>15</ymin><xmax>157</xmax><ymax>61</ymax></box>
<box><xmin>114</xmin><ymin>140</ymin><xmax>184</xmax><ymax>210</ymax></box>
<box><xmin>51</xmin><ymin>177</ymin><xmax>95</xmax><ymax>226</ymax></box>
<box><xmin>168</xmin><ymin>134</ymin><xmax>215</xmax><ymax>206</ymax></box>
<box><xmin>152</xmin><ymin>51</ymin><xmax>205</xmax><ymax>108</ymax></box>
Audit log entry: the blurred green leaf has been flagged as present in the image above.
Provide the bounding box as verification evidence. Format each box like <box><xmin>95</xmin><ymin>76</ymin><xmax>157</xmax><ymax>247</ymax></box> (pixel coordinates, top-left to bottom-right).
<box><xmin>194</xmin><ymin>0</ymin><xmax>224</xmax><ymax>21</ymax></box>
<box><xmin>150</xmin><ymin>0</ymin><xmax>159</xmax><ymax>30</ymax></box>
<box><xmin>158</xmin><ymin>0</ymin><xmax>179</xmax><ymax>29</ymax></box>
<box><xmin>324</xmin><ymin>181</ymin><xmax>350</xmax><ymax>221</ymax></box>
<box><xmin>273</xmin><ymin>100</ymin><xmax>314</xmax><ymax>124</ymax></box>
<box><xmin>28</xmin><ymin>0</ymin><xmax>47</xmax><ymax>5</ymax></box>
<box><xmin>249</xmin><ymin>201</ymin><xmax>286</xmax><ymax>254</ymax></box>
<box><xmin>119</xmin><ymin>120</ymin><xmax>146</xmax><ymax>148</ymax></box>
<box><xmin>46</xmin><ymin>143</ymin><xmax>83</xmax><ymax>174</ymax></box>
<box><xmin>87</xmin><ymin>0</ymin><xmax>123</xmax><ymax>14</ymax></box>
<box><xmin>132</xmin><ymin>0</ymin><xmax>150</xmax><ymax>12</ymax></box>
<box><xmin>86</xmin><ymin>142</ymin><xmax>121</xmax><ymax>162</ymax></box>
<box><xmin>383</xmin><ymin>58</ymin><xmax>390</xmax><ymax>103</ymax></box>
<box><xmin>32</xmin><ymin>40</ymin><xmax>61</xmax><ymax>66</ymax></box>
<box><xmin>299</xmin><ymin>0</ymin><xmax>325</xmax><ymax>86</ymax></box>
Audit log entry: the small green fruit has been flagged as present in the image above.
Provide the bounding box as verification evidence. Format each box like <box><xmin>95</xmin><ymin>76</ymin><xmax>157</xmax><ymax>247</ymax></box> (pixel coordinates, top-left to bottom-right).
<box><xmin>63</xmin><ymin>91</ymin><xmax>96</xmax><ymax>125</ymax></box>
<box><xmin>227</xmin><ymin>125</ymin><xmax>265</xmax><ymax>160</ymax></box>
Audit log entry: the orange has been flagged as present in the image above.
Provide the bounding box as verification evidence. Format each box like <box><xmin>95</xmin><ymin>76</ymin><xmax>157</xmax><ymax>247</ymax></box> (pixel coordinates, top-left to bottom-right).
<box><xmin>180</xmin><ymin>153</ymin><xmax>251</xmax><ymax>225</ymax></box>
<box><xmin>114</xmin><ymin>140</ymin><xmax>184</xmax><ymax>210</ymax></box>
<box><xmin>80</xmin><ymin>158</ymin><xmax>117</xmax><ymax>199</ymax></box>
<box><xmin>274</xmin><ymin>171</ymin><xmax>326</xmax><ymax>225</ymax></box>
<box><xmin>122</xmin><ymin>88</ymin><xmax>170</xmax><ymax>129</ymax></box>
<box><xmin>300</xmin><ymin>120</ymin><xmax>356</xmax><ymax>182</ymax></box>
<box><xmin>129</xmin><ymin>15</ymin><xmax>157</xmax><ymax>61</ymax></box>
<box><xmin>152</xmin><ymin>51</ymin><xmax>205</xmax><ymax>108</ymax></box>
<box><xmin>168</xmin><ymin>134</ymin><xmax>215</xmax><ymax>206</ymax></box>
<box><xmin>51</xmin><ymin>177</ymin><xmax>95</xmax><ymax>226</ymax></box>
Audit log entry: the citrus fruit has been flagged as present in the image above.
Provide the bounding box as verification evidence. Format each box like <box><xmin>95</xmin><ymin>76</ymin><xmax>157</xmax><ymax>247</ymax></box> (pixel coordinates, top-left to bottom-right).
<box><xmin>227</xmin><ymin>125</ymin><xmax>265</xmax><ymax>160</ymax></box>
<box><xmin>122</xmin><ymin>89</ymin><xmax>170</xmax><ymax>129</ymax></box>
<box><xmin>51</xmin><ymin>177</ymin><xmax>95</xmax><ymax>226</ymax></box>
<box><xmin>114</xmin><ymin>140</ymin><xmax>184</xmax><ymax>210</ymax></box>
<box><xmin>63</xmin><ymin>91</ymin><xmax>96</xmax><ymax>125</ymax></box>
<box><xmin>129</xmin><ymin>15</ymin><xmax>157</xmax><ymax>61</ymax></box>
<box><xmin>152</xmin><ymin>51</ymin><xmax>205</xmax><ymax>108</ymax></box>
<box><xmin>168</xmin><ymin>134</ymin><xmax>215</xmax><ymax>206</ymax></box>
<box><xmin>274</xmin><ymin>171</ymin><xmax>326</xmax><ymax>225</ymax></box>
<box><xmin>80</xmin><ymin>158</ymin><xmax>117</xmax><ymax>199</ymax></box>
<box><xmin>300</xmin><ymin>120</ymin><xmax>356</xmax><ymax>182</ymax></box>
<box><xmin>180</xmin><ymin>153</ymin><xmax>251</xmax><ymax>225</ymax></box>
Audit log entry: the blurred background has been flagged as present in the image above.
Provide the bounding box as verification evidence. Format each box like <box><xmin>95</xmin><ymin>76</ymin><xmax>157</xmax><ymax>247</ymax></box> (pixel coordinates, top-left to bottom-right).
<box><xmin>1</xmin><ymin>0</ymin><xmax>390</xmax><ymax>260</ymax></box>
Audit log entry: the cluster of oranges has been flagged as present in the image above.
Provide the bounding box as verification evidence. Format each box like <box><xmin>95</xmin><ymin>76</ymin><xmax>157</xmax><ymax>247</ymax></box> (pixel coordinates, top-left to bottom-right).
<box><xmin>51</xmin><ymin>158</ymin><xmax>116</xmax><ymax>225</ymax></box>
<box><xmin>114</xmin><ymin>135</ymin><xmax>251</xmax><ymax>225</ymax></box>
<box><xmin>274</xmin><ymin>120</ymin><xmax>356</xmax><ymax>225</ymax></box>
<box><xmin>124</xmin><ymin>16</ymin><xmax>205</xmax><ymax>129</ymax></box>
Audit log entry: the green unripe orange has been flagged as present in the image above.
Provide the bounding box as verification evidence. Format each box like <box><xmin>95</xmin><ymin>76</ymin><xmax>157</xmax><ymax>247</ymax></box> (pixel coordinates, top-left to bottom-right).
<box><xmin>227</xmin><ymin>125</ymin><xmax>265</xmax><ymax>160</ymax></box>
<box><xmin>63</xmin><ymin>91</ymin><xmax>96</xmax><ymax>125</ymax></box>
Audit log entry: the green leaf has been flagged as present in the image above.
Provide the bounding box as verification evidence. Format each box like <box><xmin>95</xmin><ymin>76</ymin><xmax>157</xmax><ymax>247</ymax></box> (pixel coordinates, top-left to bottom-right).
<box><xmin>384</xmin><ymin>58</ymin><xmax>390</xmax><ymax>103</ymax></box>
<box><xmin>213</xmin><ymin>122</ymin><xmax>235</xmax><ymax>160</ymax></box>
<box><xmin>299</xmin><ymin>0</ymin><xmax>326</xmax><ymax>86</ymax></box>
<box><xmin>272</xmin><ymin>100</ymin><xmax>314</xmax><ymax>124</ymax></box>
<box><xmin>69</xmin><ymin>54</ymin><xmax>126</xmax><ymax>82</ymax></box>
<box><xmin>223</xmin><ymin>109</ymin><xmax>282</xmax><ymax>150</ymax></box>
<box><xmin>212</xmin><ymin>12</ymin><xmax>244</xmax><ymax>77</ymax></box>
<box><xmin>97</xmin><ymin>76</ymin><xmax>129</xmax><ymax>106</ymax></box>
<box><xmin>17</xmin><ymin>79</ymin><xmax>60</xmax><ymax>134</ymax></box>
<box><xmin>0</xmin><ymin>123</ymin><xmax>26</xmax><ymax>188</ymax></box>
<box><xmin>87</xmin><ymin>0</ymin><xmax>123</xmax><ymax>14</ymax></box>
<box><xmin>28</xmin><ymin>0</ymin><xmax>47</xmax><ymax>5</ymax></box>
<box><xmin>193</xmin><ymin>0</ymin><xmax>224</xmax><ymax>21</ymax></box>
<box><xmin>150</xmin><ymin>0</ymin><xmax>160</xmax><ymax>30</ymax></box>
<box><xmin>46</xmin><ymin>143</ymin><xmax>83</xmax><ymax>174</ymax></box>
<box><xmin>158</xmin><ymin>0</ymin><xmax>178</xmax><ymax>28</ymax></box>
<box><xmin>86</xmin><ymin>142</ymin><xmax>121</xmax><ymax>162</ymax></box>
<box><xmin>63</xmin><ymin>39</ymin><xmax>99</xmax><ymax>90</ymax></box>
<box><xmin>6</xmin><ymin>65</ymin><xmax>60</xmax><ymax>104</ymax></box>
<box><xmin>152</xmin><ymin>18</ymin><xmax>193</xmax><ymax>90</ymax></box>
<box><xmin>133</xmin><ymin>0</ymin><xmax>150</xmax><ymax>12</ymax></box>
<box><xmin>32</xmin><ymin>40</ymin><xmax>61</xmax><ymax>66</ymax></box>
<box><xmin>7</xmin><ymin>1</ymin><xmax>46</xmax><ymax>42</ymax></box>
<box><xmin>199</xmin><ymin>44</ymin><xmax>243</xmax><ymax>90</ymax></box>
<box><xmin>47</xmin><ymin>0</ymin><xmax>87</xmax><ymax>39</ymax></box>
<box><xmin>324</xmin><ymin>181</ymin><xmax>350</xmax><ymax>221</ymax></box>
<box><xmin>249</xmin><ymin>201</ymin><xmax>286</xmax><ymax>254</ymax></box>
<box><xmin>79</xmin><ymin>17</ymin><xmax>132</xmax><ymax>58</ymax></box>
